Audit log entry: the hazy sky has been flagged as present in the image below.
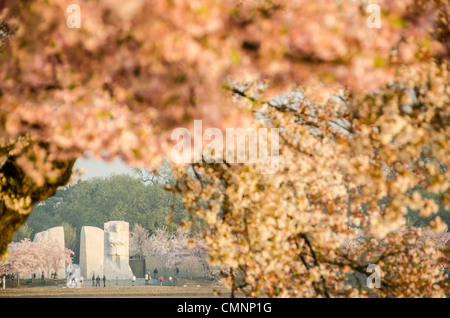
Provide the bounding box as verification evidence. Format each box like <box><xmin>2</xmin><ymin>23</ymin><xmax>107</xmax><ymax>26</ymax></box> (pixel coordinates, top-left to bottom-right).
<box><xmin>73</xmin><ymin>155</ymin><xmax>135</xmax><ymax>180</ymax></box>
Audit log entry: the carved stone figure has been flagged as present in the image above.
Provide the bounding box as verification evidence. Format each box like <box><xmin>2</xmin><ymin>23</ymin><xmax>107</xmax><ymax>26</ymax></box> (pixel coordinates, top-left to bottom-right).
<box><xmin>103</xmin><ymin>221</ymin><xmax>133</xmax><ymax>279</ymax></box>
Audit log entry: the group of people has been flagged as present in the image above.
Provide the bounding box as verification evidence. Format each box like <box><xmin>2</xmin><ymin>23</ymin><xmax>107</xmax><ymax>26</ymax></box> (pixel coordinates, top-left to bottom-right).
<box><xmin>40</xmin><ymin>270</ymin><xmax>58</xmax><ymax>285</ymax></box>
<box><xmin>92</xmin><ymin>274</ymin><xmax>106</xmax><ymax>287</ymax></box>
<box><xmin>0</xmin><ymin>270</ymin><xmax>60</xmax><ymax>288</ymax></box>
<box><xmin>68</xmin><ymin>275</ymin><xmax>84</xmax><ymax>288</ymax></box>
<box><xmin>142</xmin><ymin>267</ymin><xmax>179</xmax><ymax>286</ymax></box>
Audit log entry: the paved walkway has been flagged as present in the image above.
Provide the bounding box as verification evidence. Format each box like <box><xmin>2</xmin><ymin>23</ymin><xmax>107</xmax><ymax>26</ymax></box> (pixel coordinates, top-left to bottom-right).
<box><xmin>70</xmin><ymin>278</ymin><xmax>183</xmax><ymax>288</ymax></box>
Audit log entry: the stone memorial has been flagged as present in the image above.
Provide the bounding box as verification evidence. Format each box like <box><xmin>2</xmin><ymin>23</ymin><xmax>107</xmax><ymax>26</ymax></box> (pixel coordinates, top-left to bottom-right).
<box><xmin>79</xmin><ymin>226</ymin><xmax>104</xmax><ymax>279</ymax></box>
<box><xmin>103</xmin><ymin>221</ymin><xmax>133</xmax><ymax>279</ymax></box>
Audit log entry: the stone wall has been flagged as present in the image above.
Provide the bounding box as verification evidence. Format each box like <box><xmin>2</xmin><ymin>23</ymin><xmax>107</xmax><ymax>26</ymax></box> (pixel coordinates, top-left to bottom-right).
<box><xmin>129</xmin><ymin>258</ymin><xmax>145</xmax><ymax>278</ymax></box>
<box><xmin>144</xmin><ymin>255</ymin><xmax>204</xmax><ymax>279</ymax></box>
<box><xmin>79</xmin><ymin>226</ymin><xmax>104</xmax><ymax>279</ymax></box>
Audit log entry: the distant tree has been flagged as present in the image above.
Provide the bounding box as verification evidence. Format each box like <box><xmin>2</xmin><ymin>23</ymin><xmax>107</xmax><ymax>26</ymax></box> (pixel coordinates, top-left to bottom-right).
<box><xmin>35</xmin><ymin>241</ymin><xmax>73</xmax><ymax>280</ymax></box>
<box><xmin>143</xmin><ymin>227</ymin><xmax>208</xmax><ymax>278</ymax></box>
<box><xmin>148</xmin><ymin>227</ymin><xmax>175</xmax><ymax>276</ymax></box>
<box><xmin>0</xmin><ymin>239</ymin><xmax>39</xmax><ymax>287</ymax></box>
<box><xmin>61</xmin><ymin>222</ymin><xmax>78</xmax><ymax>254</ymax></box>
<box><xmin>134</xmin><ymin>158</ymin><xmax>176</xmax><ymax>186</ymax></box>
<box><xmin>171</xmin><ymin>230</ymin><xmax>208</xmax><ymax>279</ymax></box>
<box><xmin>12</xmin><ymin>224</ymin><xmax>33</xmax><ymax>242</ymax></box>
<box><xmin>129</xmin><ymin>223</ymin><xmax>152</xmax><ymax>259</ymax></box>
<box><xmin>0</xmin><ymin>239</ymin><xmax>73</xmax><ymax>287</ymax></box>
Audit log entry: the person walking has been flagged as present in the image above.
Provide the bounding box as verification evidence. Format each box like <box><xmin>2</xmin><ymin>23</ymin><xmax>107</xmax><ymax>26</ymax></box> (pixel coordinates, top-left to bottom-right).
<box><xmin>132</xmin><ymin>275</ymin><xmax>136</xmax><ymax>286</ymax></box>
<box><xmin>103</xmin><ymin>275</ymin><xmax>106</xmax><ymax>287</ymax></box>
<box><xmin>96</xmin><ymin>275</ymin><xmax>100</xmax><ymax>287</ymax></box>
<box><xmin>145</xmin><ymin>272</ymin><xmax>149</xmax><ymax>285</ymax></box>
<box><xmin>159</xmin><ymin>275</ymin><xmax>163</xmax><ymax>286</ymax></box>
<box><xmin>80</xmin><ymin>275</ymin><xmax>84</xmax><ymax>287</ymax></box>
<box><xmin>41</xmin><ymin>270</ymin><xmax>45</xmax><ymax>284</ymax></box>
<box><xmin>92</xmin><ymin>273</ymin><xmax>95</xmax><ymax>287</ymax></box>
<box><xmin>174</xmin><ymin>267</ymin><xmax>179</xmax><ymax>286</ymax></box>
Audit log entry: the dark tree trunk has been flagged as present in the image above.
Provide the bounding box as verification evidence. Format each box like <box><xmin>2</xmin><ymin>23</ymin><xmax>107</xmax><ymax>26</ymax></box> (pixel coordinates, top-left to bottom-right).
<box><xmin>0</xmin><ymin>147</ymin><xmax>75</xmax><ymax>258</ymax></box>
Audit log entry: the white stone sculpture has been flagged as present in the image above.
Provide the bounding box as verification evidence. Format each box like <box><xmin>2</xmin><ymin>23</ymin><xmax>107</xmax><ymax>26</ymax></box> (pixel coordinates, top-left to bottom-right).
<box><xmin>103</xmin><ymin>221</ymin><xmax>133</xmax><ymax>279</ymax></box>
<box><xmin>79</xmin><ymin>226</ymin><xmax>104</xmax><ymax>279</ymax></box>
